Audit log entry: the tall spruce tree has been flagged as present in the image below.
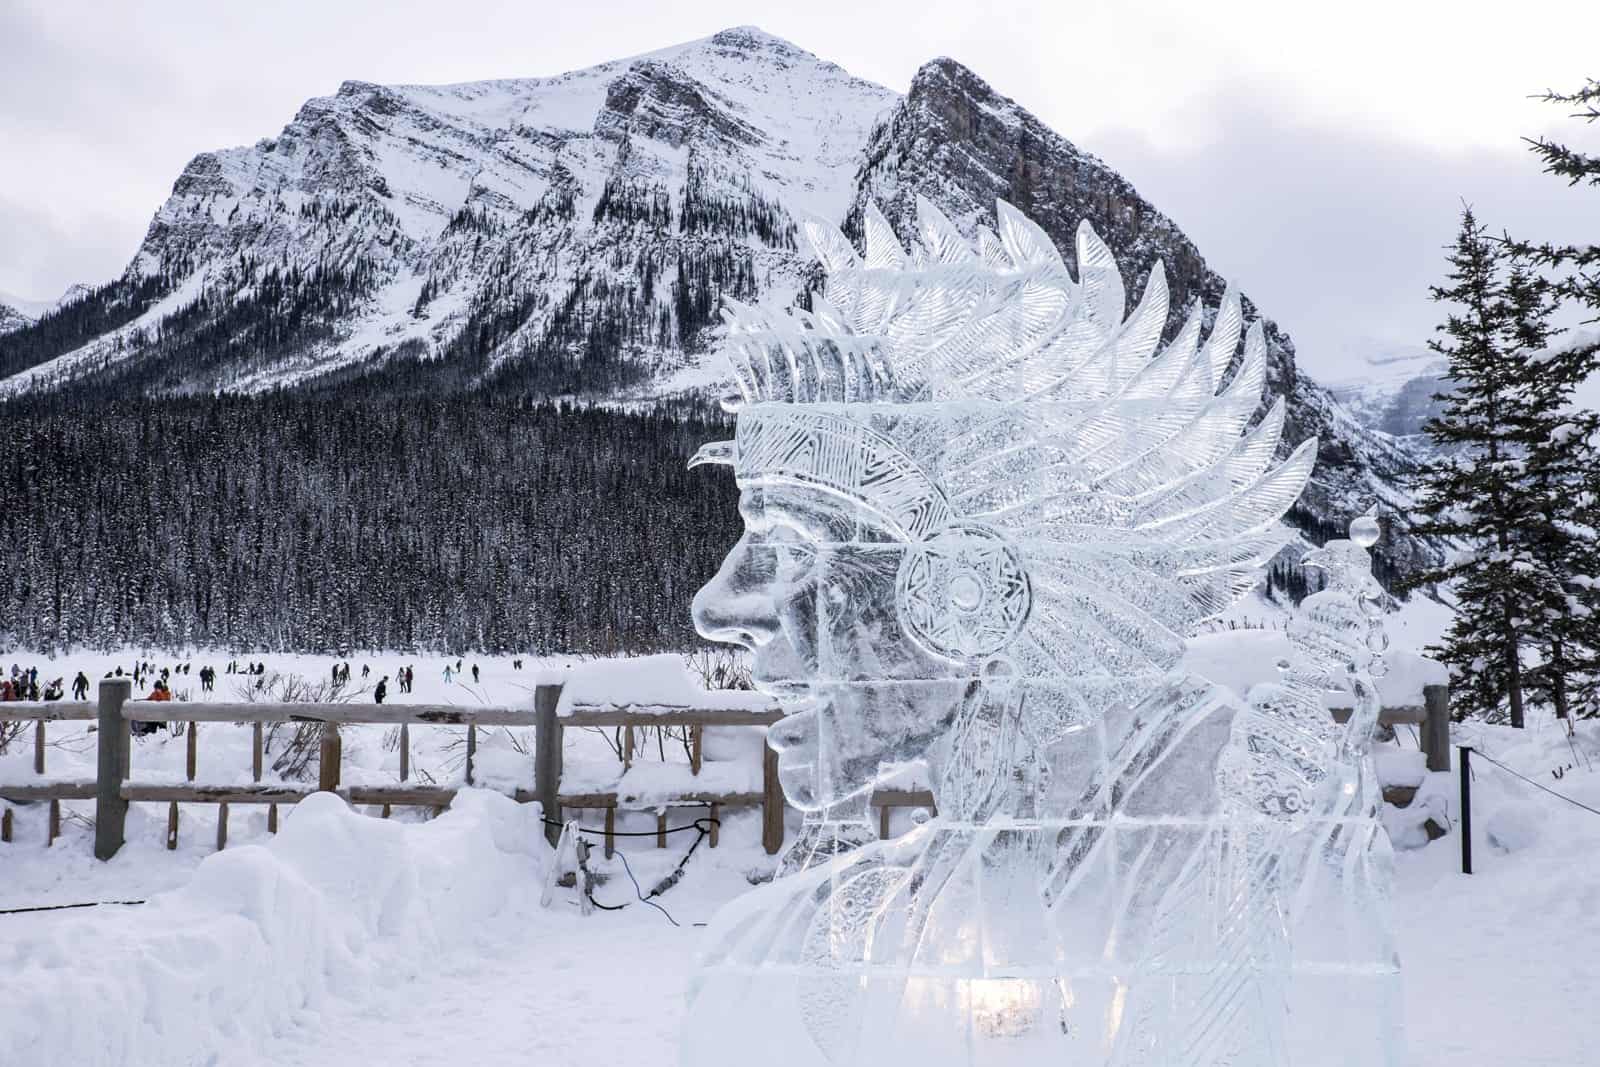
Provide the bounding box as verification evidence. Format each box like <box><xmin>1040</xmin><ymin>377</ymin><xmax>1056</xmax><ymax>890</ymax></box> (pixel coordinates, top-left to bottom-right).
<box><xmin>1514</xmin><ymin>78</ymin><xmax>1600</xmax><ymax>718</ymax></box>
<box><xmin>1411</xmin><ymin>210</ymin><xmax>1539</xmax><ymax>726</ymax></box>
<box><xmin>1502</xmin><ymin>260</ymin><xmax>1600</xmax><ymax>719</ymax></box>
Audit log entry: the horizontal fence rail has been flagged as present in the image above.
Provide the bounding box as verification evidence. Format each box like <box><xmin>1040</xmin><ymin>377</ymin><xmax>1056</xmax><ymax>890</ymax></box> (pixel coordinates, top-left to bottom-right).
<box><xmin>0</xmin><ymin>679</ymin><xmax>1452</xmax><ymax>857</ymax></box>
<box><xmin>0</xmin><ymin>678</ymin><xmax>800</xmax><ymax>858</ymax></box>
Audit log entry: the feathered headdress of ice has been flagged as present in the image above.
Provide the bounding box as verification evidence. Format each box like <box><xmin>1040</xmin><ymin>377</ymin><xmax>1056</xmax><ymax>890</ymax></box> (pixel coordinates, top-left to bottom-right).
<box><xmin>693</xmin><ymin>197</ymin><xmax>1316</xmax><ymax>739</ymax></box>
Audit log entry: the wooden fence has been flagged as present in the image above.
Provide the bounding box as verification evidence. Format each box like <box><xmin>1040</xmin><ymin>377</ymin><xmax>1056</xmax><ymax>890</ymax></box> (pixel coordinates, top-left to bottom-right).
<box><xmin>0</xmin><ymin>679</ymin><xmax>1451</xmax><ymax>859</ymax></box>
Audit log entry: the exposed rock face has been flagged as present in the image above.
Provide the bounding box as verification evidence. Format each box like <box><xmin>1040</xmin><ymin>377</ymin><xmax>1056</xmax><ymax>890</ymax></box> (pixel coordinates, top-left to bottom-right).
<box><xmin>844</xmin><ymin>59</ymin><xmax>1428</xmax><ymax>570</ymax></box>
<box><xmin>0</xmin><ymin>303</ymin><xmax>29</xmax><ymax>336</ymax></box>
<box><xmin>1326</xmin><ymin>349</ymin><xmax>1451</xmax><ymax>440</ymax></box>
<box><xmin>0</xmin><ymin>27</ymin><xmax>1425</xmax><ymax>568</ymax></box>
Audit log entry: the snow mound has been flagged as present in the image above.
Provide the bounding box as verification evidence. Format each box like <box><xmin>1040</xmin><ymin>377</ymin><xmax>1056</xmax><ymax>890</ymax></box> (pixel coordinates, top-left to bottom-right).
<box><xmin>1485</xmin><ymin>802</ymin><xmax>1542</xmax><ymax>853</ymax></box>
<box><xmin>556</xmin><ymin>654</ymin><xmax>774</xmax><ymax>713</ymax></box>
<box><xmin>0</xmin><ymin>789</ymin><xmax>548</xmax><ymax>1067</ymax></box>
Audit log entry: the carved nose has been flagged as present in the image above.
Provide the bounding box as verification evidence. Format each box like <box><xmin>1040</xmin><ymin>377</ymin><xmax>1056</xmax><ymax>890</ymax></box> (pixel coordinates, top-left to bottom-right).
<box><xmin>767</xmin><ymin>712</ymin><xmax>811</xmax><ymax>752</ymax></box>
<box><xmin>692</xmin><ymin>540</ymin><xmax>780</xmax><ymax>651</ymax></box>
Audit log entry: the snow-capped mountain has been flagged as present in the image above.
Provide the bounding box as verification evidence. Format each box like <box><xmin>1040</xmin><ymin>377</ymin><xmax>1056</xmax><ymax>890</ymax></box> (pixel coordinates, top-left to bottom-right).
<box><xmin>0</xmin><ymin>26</ymin><xmax>1425</xmax><ymax>568</ymax></box>
<box><xmin>0</xmin><ymin>303</ymin><xmax>28</xmax><ymax>336</ymax></box>
<box><xmin>0</xmin><ymin>27</ymin><xmax>894</xmax><ymax>395</ymax></box>
<box><xmin>1324</xmin><ymin>346</ymin><xmax>1450</xmax><ymax>439</ymax></box>
<box><xmin>1</xmin><ymin>283</ymin><xmax>95</xmax><ymax>335</ymax></box>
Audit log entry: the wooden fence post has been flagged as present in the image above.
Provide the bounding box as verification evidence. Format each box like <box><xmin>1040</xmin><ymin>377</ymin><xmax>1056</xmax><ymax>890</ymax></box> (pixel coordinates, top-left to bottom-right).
<box><xmin>762</xmin><ymin>740</ymin><xmax>784</xmax><ymax>856</ymax></box>
<box><xmin>1422</xmin><ymin>684</ymin><xmax>1451</xmax><ymax>773</ymax></box>
<box><xmin>34</xmin><ymin>719</ymin><xmax>45</xmax><ymax>775</ymax></box>
<box><xmin>186</xmin><ymin>721</ymin><xmax>198</xmax><ymax>781</ymax></box>
<box><xmin>534</xmin><ymin>683</ymin><xmax>564</xmax><ymax>846</ymax></box>
<box><xmin>466</xmin><ymin>724</ymin><xmax>477</xmax><ymax>786</ymax></box>
<box><xmin>94</xmin><ymin>677</ymin><xmax>132</xmax><ymax>860</ymax></box>
<box><xmin>318</xmin><ymin>722</ymin><xmax>342</xmax><ymax>793</ymax></box>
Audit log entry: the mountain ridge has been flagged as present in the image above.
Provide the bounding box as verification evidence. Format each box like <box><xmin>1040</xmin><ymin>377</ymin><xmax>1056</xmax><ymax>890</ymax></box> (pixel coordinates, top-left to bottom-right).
<box><xmin>0</xmin><ymin>26</ymin><xmax>1426</xmax><ymax>572</ymax></box>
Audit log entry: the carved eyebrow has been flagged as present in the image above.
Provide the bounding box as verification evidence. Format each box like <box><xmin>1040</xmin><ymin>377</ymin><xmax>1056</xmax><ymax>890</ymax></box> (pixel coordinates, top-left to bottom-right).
<box><xmin>761</xmin><ymin>492</ymin><xmax>853</xmax><ymax>543</ymax></box>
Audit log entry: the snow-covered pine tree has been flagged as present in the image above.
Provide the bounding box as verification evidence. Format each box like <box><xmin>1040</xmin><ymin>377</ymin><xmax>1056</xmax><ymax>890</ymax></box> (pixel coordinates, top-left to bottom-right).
<box><xmin>1410</xmin><ymin>209</ymin><xmax>1542</xmax><ymax>727</ymax></box>
<box><xmin>1519</xmin><ymin>78</ymin><xmax>1600</xmax><ymax>315</ymax></box>
<box><xmin>1508</xmin><ymin>82</ymin><xmax>1600</xmax><ymax>718</ymax></box>
<box><xmin>1501</xmin><ymin>259</ymin><xmax>1600</xmax><ymax>719</ymax></box>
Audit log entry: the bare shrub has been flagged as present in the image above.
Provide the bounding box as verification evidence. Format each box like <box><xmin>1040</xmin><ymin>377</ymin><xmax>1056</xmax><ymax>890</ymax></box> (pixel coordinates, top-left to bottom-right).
<box><xmin>683</xmin><ymin>646</ymin><xmax>752</xmax><ymax>691</ymax></box>
<box><xmin>227</xmin><ymin>672</ymin><xmax>362</xmax><ymax>781</ymax></box>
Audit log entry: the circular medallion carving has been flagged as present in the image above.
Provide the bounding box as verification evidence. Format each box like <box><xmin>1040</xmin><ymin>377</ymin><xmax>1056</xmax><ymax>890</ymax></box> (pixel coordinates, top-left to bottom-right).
<box><xmin>896</xmin><ymin>522</ymin><xmax>1032</xmax><ymax>661</ymax></box>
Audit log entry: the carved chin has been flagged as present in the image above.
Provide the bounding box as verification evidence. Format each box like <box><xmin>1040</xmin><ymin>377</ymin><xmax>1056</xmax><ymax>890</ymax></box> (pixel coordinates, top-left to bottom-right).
<box><xmin>777</xmin><ymin>758</ymin><xmax>819</xmax><ymax>810</ymax></box>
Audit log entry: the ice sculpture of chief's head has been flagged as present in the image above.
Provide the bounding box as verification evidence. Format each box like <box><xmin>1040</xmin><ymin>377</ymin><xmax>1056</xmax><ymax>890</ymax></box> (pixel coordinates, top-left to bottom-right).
<box><xmin>690</xmin><ymin>195</ymin><xmax>1316</xmax><ymax>826</ymax></box>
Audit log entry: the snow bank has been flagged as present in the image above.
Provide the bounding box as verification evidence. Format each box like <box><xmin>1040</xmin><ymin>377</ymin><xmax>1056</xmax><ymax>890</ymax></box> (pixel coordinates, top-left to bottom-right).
<box><xmin>0</xmin><ymin>789</ymin><xmax>548</xmax><ymax>1067</ymax></box>
<box><xmin>556</xmin><ymin>654</ymin><xmax>776</xmax><ymax>713</ymax></box>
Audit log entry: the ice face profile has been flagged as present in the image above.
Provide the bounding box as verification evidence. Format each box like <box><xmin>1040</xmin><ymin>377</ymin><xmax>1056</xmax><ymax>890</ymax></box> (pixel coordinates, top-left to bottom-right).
<box><xmin>685</xmin><ymin>198</ymin><xmax>1401</xmax><ymax>1065</ymax></box>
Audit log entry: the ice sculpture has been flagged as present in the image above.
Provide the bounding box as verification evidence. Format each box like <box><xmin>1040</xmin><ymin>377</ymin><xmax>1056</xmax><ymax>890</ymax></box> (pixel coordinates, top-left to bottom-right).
<box><xmin>684</xmin><ymin>198</ymin><xmax>1401</xmax><ymax>1065</ymax></box>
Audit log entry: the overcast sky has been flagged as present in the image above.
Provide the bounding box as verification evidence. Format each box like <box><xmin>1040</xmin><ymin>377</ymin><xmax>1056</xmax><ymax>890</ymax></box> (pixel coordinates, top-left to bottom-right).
<box><xmin>2</xmin><ymin>0</ymin><xmax>1595</xmax><ymax>378</ymax></box>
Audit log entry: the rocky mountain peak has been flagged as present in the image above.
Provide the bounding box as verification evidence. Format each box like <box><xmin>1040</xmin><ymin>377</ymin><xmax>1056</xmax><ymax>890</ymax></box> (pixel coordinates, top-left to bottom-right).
<box><xmin>595</xmin><ymin>60</ymin><xmax>764</xmax><ymax>149</ymax></box>
<box><xmin>0</xmin><ymin>30</ymin><xmax>1427</xmax><ymax>575</ymax></box>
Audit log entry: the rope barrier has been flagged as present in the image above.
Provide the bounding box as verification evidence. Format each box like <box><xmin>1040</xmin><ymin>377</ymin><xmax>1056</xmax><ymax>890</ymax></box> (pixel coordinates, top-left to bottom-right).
<box><xmin>548</xmin><ymin>813</ymin><xmax>721</xmax><ymax>926</ymax></box>
<box><xmin>0</xmin><ymin>899</ymin><xmax>144</xmax><ymax>917</ymax></box>
<box><xmin>539</xmin><ymin>815</ymin><xmax>718</xmax><ymax>838</ymax></box>
<box><xmin>1469</xmin><ymin>748</ymin><xmax>1600</xmax><ymax>819</ymax></box>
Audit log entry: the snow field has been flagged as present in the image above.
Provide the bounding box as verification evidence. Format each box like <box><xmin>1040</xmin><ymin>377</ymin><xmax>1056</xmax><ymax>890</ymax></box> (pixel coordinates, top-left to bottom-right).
<box><xmin>0</xmin><ymin>652</ymin><xmax>777</xmax><ymax>893</ymax></box>
<box><xmin>4</xmin><ymin>620</ymin><xmax>1600</xmax><ymax>1064</ymax></box>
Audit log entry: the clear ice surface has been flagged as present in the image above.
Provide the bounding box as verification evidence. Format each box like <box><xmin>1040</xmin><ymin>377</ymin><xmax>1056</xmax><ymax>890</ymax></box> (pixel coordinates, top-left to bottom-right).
<box><xmin>683</xmin><ymin>199</ymin><xmax>1402</xmax><ymax>1065</ymax></box>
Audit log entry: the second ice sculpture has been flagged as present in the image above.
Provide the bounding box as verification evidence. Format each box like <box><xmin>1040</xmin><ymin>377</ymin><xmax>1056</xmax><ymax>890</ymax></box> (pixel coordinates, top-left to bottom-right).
<box><xmin>684</xmin><ymin>199</ymin><xmax>1401</xmax><ymax>1065</ymax></box>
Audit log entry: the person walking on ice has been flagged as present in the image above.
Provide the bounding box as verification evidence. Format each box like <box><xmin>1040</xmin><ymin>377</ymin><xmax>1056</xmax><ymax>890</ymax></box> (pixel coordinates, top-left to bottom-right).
<box><xmin>443</xmin><ymin>664</ymin><xmax>453</xmax><ymax>684</ymax></box>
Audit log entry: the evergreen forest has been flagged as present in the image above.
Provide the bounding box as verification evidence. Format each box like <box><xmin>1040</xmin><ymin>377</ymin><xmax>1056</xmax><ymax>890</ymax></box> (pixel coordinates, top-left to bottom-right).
<box><xmin>0</xmin><ymin>394</ymin><xmax>740</xmax><ymax>655</ymax></box>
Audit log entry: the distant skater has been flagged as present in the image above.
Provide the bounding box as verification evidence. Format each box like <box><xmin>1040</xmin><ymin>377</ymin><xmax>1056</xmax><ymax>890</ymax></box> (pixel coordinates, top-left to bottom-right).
<box><xmin>444</xmin><ymin>664</ymin><xmax>453</xmax><ymax>684</ymax></box>
<box><xmin>374</xmin><ymin>677</ymin><xmax>388</xmax><ymax>705</ymax></box>
<box><xmin>471</xmin><ymin>664</ymin><xmax>480</xmax><ymax>684</ymax></box>
<box><xmin>71</xmin><ymin>672</ymin><xmax>89</xmax><ymax>700</ymax></box>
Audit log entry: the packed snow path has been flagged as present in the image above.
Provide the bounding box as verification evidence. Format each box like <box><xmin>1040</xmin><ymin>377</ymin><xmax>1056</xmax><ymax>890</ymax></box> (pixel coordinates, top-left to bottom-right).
<box><xmin>251</xmin><ymin>830</ymin><xmax>1600</xmax><ymax>1067</ymax></box>
<box><xmin>236</xmin><ymin>892</ymin><xmax>699</xmax><ymax>1066</ymax></box>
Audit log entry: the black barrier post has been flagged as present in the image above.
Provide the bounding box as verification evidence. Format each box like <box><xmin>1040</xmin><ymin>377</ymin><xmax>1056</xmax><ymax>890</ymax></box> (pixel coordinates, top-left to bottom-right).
<box><xmin>1459</xmin><ymin>745</ymin><xmax>1473</xmax><ymax>875</ymax></box>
